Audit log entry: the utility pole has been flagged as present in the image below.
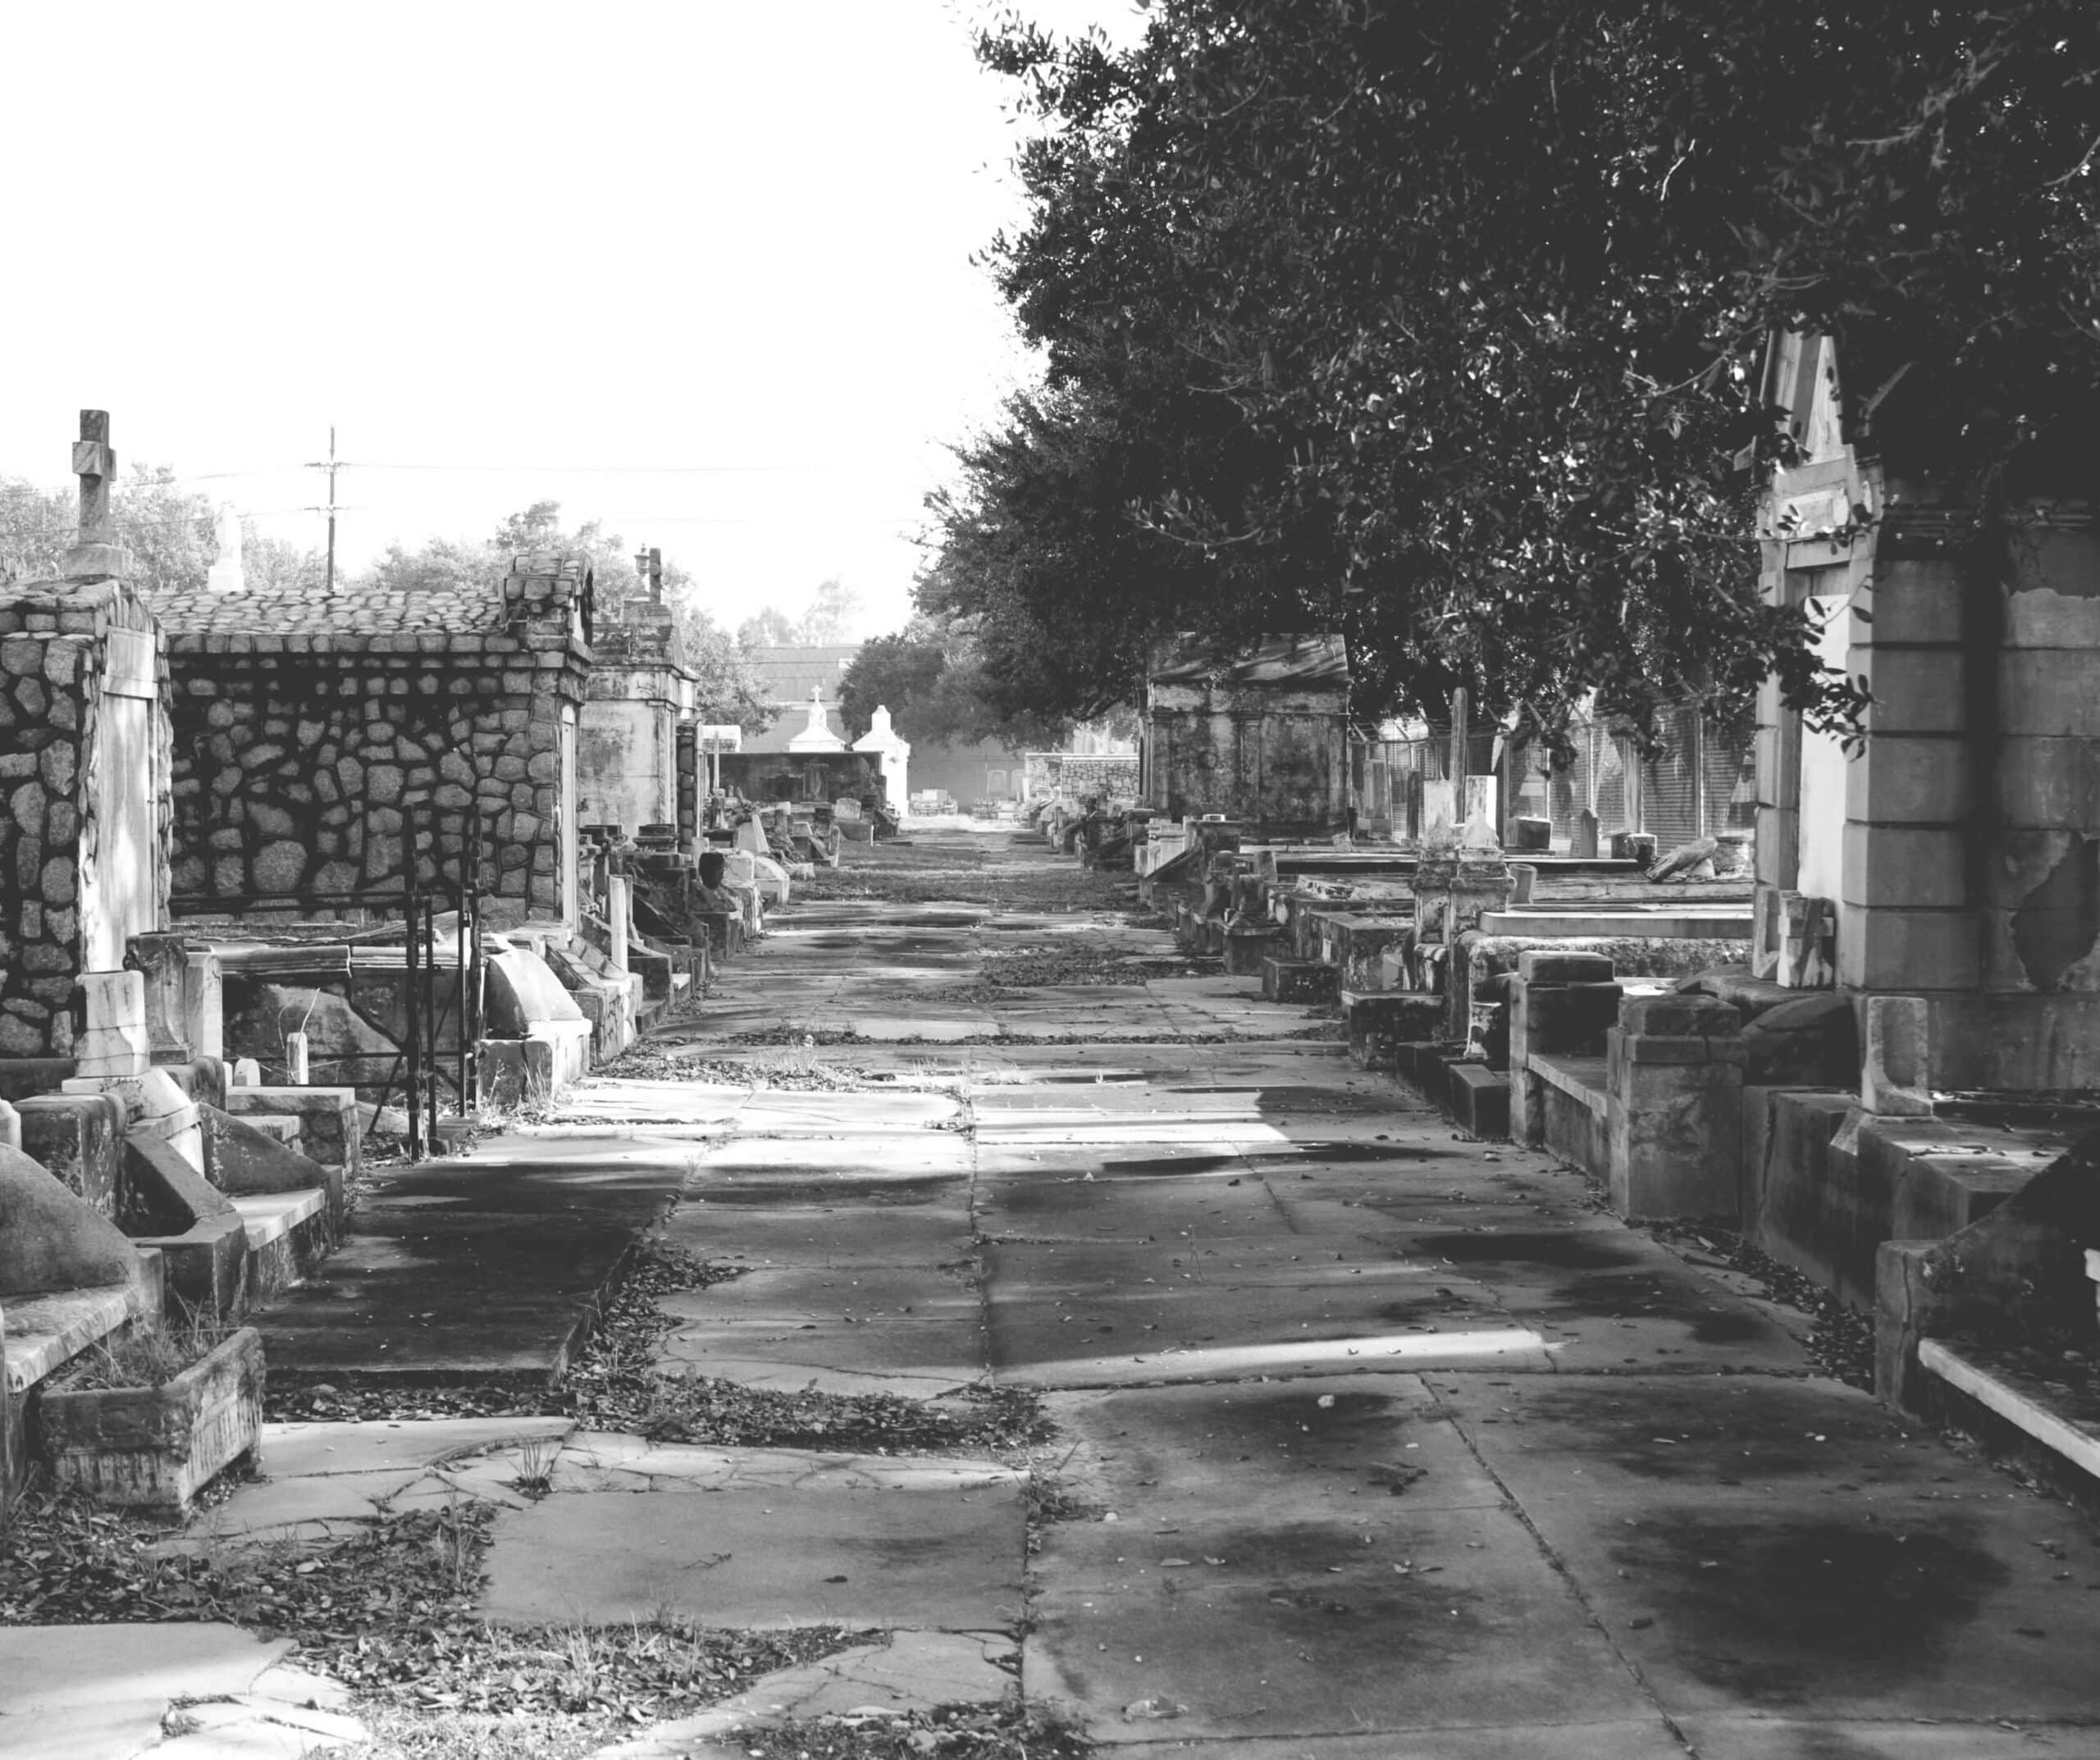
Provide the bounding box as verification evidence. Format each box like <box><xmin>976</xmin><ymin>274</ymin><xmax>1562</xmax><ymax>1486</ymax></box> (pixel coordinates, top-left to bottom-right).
<box><xmin>306</xmin><ymin>426</ymin><xmax>343</xmax><ymax>597</ymax></box>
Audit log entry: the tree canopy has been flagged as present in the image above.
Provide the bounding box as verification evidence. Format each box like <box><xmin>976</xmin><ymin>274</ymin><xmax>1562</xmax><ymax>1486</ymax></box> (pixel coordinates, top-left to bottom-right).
<box><xmin>923</xmin><ymin>0</ymin><xmax>2100</xmax><ymax>739</ymax></box>
<box><xmin>736</xmin><ymin>577</ymin><xmax>865</xmax><ymax>649</ymax></box>
<box><xmin>359</xmin><ymin>501</ymin><xmax>776</xmax><ymax>731</ymax></box>
<box><xmin>838</xmin><ymin>615</ymin><xmax>1070</xmax><ymax>750</ymax></box>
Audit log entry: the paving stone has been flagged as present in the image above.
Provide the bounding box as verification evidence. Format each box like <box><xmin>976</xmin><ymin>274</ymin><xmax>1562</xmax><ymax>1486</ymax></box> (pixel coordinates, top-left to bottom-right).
<box><xmin>262</xmin><ymin>1415</ymin><xmax>573</xmax><ymax>1479</ymax></box>
<box><xmin>657</xmin><ymin>1263</ymin><xmax>980</xmax><ymax>1325</ymax></box>
<box><xmin>176</xmin><ymin>1469</ymin><xmax>422</xmax><ymax>1544</ymax></box>
<box><xmin>662</xmin><ymin>1199</ymin><xmax>971</xmax><ymax>1265</ymax></box>
<box><xmin>481</xmin><ymin>1480</ymin><xmax>1026</xmax><ymax>1628</ymax></box>
<box><xmin>1671</xmin><ymin>1719</ymin><xmax>2100</xmax><ymax>1759</ymax></box>
<box><xmin>1025</xmin><ymin>1502</ymin><xmax>1651</xmax><ymax>1740</ymax></box>
<box><xmin>0</xmin><ymin>1623</ymin><xmax>293</xmax><ymax>1760</ymax></box>
<box><xmin>1098</xmin><ymin>1729</ymin><xmax>1687</xmax><ymax>1758</ymax></box>
<box><xmin>1046</xmin><ymin>1377</ymin><xmax>1503</xmax><ymax>1519</ymax></box>
<box><xmin>586</xmin><ymin>1632</ymin><xmax>1018</xmax><ymax>1756</ymax></box>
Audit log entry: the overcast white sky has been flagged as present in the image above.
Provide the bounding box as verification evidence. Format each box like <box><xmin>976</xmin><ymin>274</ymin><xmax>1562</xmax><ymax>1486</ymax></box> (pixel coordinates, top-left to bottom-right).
<box><xmin>0</xmin><ymin>0</ymin><xmax>1145</xmax><ymax>639</ymax></box>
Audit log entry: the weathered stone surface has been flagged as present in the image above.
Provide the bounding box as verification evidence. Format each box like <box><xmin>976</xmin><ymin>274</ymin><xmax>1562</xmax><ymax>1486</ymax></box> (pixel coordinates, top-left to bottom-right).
<box><xmin>1741</xmin><ymin>992</ymin><xmax>1859</xmax><ymax>1087</ymax></box>
<box><xmin>251</xmin><ymin>840</ymin><xmax>308</xmax><ymax>895</ymax></box>
<box><xmin>0</xmin><ymin>1142</ymin><xmax>139</xmax><ymax>1297</ymax></box>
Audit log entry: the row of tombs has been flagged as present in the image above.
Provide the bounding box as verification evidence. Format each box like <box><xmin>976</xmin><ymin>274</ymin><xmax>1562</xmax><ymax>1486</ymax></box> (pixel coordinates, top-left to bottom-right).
<box><xmin>1113</xmin><ymin>770</ymin><xmax>2100</xmax><ymax>1498</ymax></box>
<box><xmin>0</xmin><ymin>413</ymin><xmax>858</xmax><ymax>1513</ymax></box>
<box><xmin>1073</xmin><ymin>333</ymin><xmax>2100</xmax><ymax>1499</ymax></box>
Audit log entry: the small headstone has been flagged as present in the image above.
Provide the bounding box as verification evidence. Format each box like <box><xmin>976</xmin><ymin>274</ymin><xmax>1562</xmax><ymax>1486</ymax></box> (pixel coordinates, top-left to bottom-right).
<box><xmin>1420</xmin><ymin>781</ymin><xmax>1458</xmax><ymax>848</ymax></box>
<box><xmin>284</xmin><ymin>1031</ymin><xmax>310</xmax><ymax>1086</ymax></box>
<box><xmin>1572</xmin><ymin>810</ymin><xmax>1600</xmax><ymax>860</ymax></box>
<box><xmin>232</xmin><ymin>1057</ymin><xmax>262</xmax><ymax>1087</ymax></box>
<box><xmin>1509</xmin><ymin>863</ymin><xmax>1538</xmax><ymax>904</ymax></box>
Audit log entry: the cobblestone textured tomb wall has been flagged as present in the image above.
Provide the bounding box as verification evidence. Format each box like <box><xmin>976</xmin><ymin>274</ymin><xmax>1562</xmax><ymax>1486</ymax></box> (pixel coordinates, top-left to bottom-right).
<box><xmin>0</xmin><ymin>574</ymin><xmax>173</xmax><ymax>1056</ymax></box>
<box><xmin>152</xmin><ymin>558</ymin><xmax>592</xmax><ymax>922</ymax></box>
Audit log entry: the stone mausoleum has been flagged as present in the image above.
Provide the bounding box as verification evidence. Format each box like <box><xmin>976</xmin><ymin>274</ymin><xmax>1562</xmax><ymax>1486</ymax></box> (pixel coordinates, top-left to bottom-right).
<box><xmin>578</xmin><ymin>546</ymin><xmax>695</xmax><ymax>840</ymax></box>
<box><xmin>148</xmin><ymin>554</ymin><xmax>594</xmax><ymax>927</ymax></box>
<box><xmin>1143</xmin><ymin>634</ymin><xmax>1351</xmax><ymax>834</ymax></box>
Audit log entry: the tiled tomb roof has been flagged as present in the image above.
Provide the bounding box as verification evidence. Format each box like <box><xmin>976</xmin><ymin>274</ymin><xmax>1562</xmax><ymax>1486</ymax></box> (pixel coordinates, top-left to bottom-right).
<box><xmin>146</xmin><ymin>553</ymin><xmax>593</xmax><ymax>650</ymax></box>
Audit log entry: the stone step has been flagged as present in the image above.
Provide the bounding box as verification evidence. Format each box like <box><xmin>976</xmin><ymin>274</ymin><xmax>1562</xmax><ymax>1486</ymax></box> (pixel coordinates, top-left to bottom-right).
<box><xmin>1920</xmin><ymin>1338</ymin><xmax>2100</xmax><ymax>1502</ymax></box>
<box><xmin>230</xmin><ymin>1189</ymin><xmax>337</xmax><ymax>1305</ymax></box>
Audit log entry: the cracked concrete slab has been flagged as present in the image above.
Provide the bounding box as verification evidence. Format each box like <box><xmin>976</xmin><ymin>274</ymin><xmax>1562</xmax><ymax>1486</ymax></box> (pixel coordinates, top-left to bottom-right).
<box><xmin>482</xmin><ymin>1480</ymin><xmax>1027</xmax><ymax>1629</ymax></box>
<box><xmin>585</xmin><ymin>1632</ymin><xmax>1019</xmax><ymax>1758</ymax></box>
<box><xmin>1045</xmin><ymin>1378</ymin><xmax>1505</xmax><ymax>1519</ymax></box>
<box><xmin>656</xmin><ymin>1317</ymin><xmax>987</xmax><ymax>1388</ymax></box>
<box><xmin>261</xmin><ymin>1415</ymin><xmax>574</xmax><ymax>1479</ymax></box>
<box><xmin>663</xmin><ymin>1198</ymin><xmax>972</xmax><ymax>1265</ymax></box>
<box><xmin>0</xmin><ymin>1624</ymin><xmax>295</xmax><ymax>1760</ymax></box>
<box><xmin>659</xmin><ymin>1263</ymin><xmax>980</xmax><ymax>1325</ymax></box>
<box><xmin>1025</xmin><ymin>1502</ymin><xmax>1652</xmax><ymax>1741</ymax></box>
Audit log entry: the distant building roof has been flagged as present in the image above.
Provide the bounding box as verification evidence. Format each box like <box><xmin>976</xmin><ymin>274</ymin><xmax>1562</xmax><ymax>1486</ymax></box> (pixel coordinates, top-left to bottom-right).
<box><xmin>743</xmin><ymin>644</ymin><xmax>862</xmax><ymax>704</ymax></box>
<box><xmin>1149</xmin><ymin>634</ymin><xmax>1350</xmax><ymax>690</ymax></box>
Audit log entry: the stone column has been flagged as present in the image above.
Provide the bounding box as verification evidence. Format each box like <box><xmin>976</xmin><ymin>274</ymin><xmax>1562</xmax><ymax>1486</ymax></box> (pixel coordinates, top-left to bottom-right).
<box><xmin>1839</xmin><ymin>551</ymin><xmax>1977</xmax><ymax>992</ymax></box>
<box><xmin>1605</xmin><ymin>995</ymin><xmax>1746</xmax><ymax>1221</ymax></box>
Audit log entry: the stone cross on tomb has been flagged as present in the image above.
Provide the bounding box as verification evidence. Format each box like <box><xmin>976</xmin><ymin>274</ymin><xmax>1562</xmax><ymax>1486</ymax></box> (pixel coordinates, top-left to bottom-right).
<box><xmin>64</xmin><ymin>408</ymin><xmax>126</xmax><ymax>577</ymax></box>
<box><xmin>75</xmin><ymin>409</ymin><xmax>115</xmax><ymax>540</ymax></box>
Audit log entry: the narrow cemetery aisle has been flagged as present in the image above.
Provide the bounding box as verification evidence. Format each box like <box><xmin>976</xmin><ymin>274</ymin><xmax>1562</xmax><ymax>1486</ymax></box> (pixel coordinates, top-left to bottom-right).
<box><xmin>603</xmin><ymin>828</ymin><xmax>2100</xmax><ymax>1758</ymax></box>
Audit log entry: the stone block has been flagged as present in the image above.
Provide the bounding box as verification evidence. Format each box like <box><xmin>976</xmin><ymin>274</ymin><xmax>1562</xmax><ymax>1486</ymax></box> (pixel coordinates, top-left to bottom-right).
<box><xmin>220</xmin><ymin>1087</ymin><xmax>362</xmax><ymax>1182</ymax></box>
<box><xmin>1606</xmin><ymin>1028</ymin><xmax>1743</xmax><ymax>1221</ymax></box>
<box><xmin>1841</xmin><ymin>905</ymin><xmax>1980</xmax><ymax>992</ymax></box>
<box><xmin>1343</xmin><ymin>991</ymin><xmax>1442</xmax><ymax>1069</ymax></box>
<box><xmin>75</xmin><ymin>970</ymin><xmax>148</xmax><ymax>1078</ymax></box>
<box><xmin>1859</xmin><ymin>648</ymin><xmax>1967</xmax><ymax>735</ymax></box>
<box><xmin>1617</xmin><ymin>996</ymin><xmax>1741</xmax><ymax>1038</ymax></box>
<box><xmin>14</xmin><ymin>1092</ymin><xmax>127</xmax><ymax>1215</ymax></box>
<box><xmin>1844</xmin><ymin>733</ymin><xmax>1970</xmax><ymax>827</ymax></box>
<box><xmin>1516</xmin><ymin>950</ymin><xmax>1614</xmax><ymax>984</ymax></box>
<box><xmin>1861</xmin><ymin>558</ymin><xmax>1965</xmax><ymax>644</ymax></box>
<box><xmin>1261</xmin><ymin>958</ymin><xmax>1340</xmax><ymax>1005</ymax></box>
<box><xmin>477</xmin><ymin>1036</ymin><xmax>557</xmax><ymax>1110</ymax></box>
<box><xmin>1993</xmin><ymin>735</ymin><xmax>2100</xmax><ymax>830</ymax></box>
<box><xmin>1446</xmin><ymin>1063</ymin><xmax>1510</xmax><ymax>1140</ymax></box>
<box><xmin>1860</xmin><ymin>993</ymin><xmax>1933</xmax><ymax>1116</ymax></box>
<box><xmin>1318</xmin><ymin>914</ymin><xmax>1413</xmax><ymax>992</ymax></box>
<box><xmin>1741</xmin><ymin>991</ymin><xmax>1860</xmax><ymax>1087</ymax></box>
<box><xmin>1221</xmin><ymin>925</ymin><xmax>1285</xmax><ymax>977</ymax></box>
<box><xmin>2002</xmin><ymin>650</ymin><xmax>2100</xmax><ymax>736</ymax></box>
<box><xmin>0</xmin><ymin>1143</ymin><xmax>139</xmax><ymax>1299</ymax></box>
<box><xmin>1839</xmin><ymin>821</ymin><xmax>1967</xmax><ymax>909</ymax></box>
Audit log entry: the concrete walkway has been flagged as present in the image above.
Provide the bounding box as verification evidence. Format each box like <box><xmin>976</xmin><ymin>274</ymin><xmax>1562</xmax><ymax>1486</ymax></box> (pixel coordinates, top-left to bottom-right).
<box><xmin>616</xmin><ymin>832</ymin><xmax>2100</xmax><ymax>1756</ymax></box>
<box><xmin>10</xmin><ymin>828</ymin><xmax>2098</xmax><ymax>1758</ymax></box>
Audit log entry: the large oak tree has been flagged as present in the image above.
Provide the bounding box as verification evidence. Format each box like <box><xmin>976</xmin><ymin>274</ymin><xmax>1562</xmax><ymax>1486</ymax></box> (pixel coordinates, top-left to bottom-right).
<box><xmin>924</xmin><ymin>0</ymin><xmax>2100</xmax><ymax>741</ymax></box>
